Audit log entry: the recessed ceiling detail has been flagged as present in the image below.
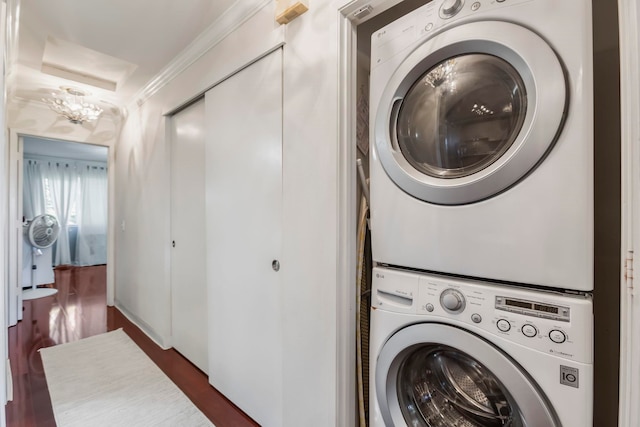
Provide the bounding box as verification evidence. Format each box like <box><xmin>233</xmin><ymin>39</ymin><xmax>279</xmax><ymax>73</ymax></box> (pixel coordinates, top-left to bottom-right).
<box><xmin>41</xmin><ymin>36</ymin><xmax>138</xmax><ymax>92</ymax></box>
<box><xmin>11</xmin><ymin>0</ymin><xmax>242</xmax><ymax>114</ymax></box>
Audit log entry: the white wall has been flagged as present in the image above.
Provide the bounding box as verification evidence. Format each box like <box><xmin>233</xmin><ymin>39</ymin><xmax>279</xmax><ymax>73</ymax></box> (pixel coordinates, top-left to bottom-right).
<box><xmin>114</xmin><ymin>1</ymin><xmax>345</xmax><ymax>424</ymax></box>
<box><xmin>6</xmin><ymin>101</ymin><xmax>121</xmax><ymax>145</ymax></box>
<box><xmin>280</xmin><ymin>4</ymin><xmax>340</xmax><ymax>425</ymax></box>
<box><xmin>113</xmin><ymin>102</ymin><xmax>171</xmax><ymax>345</ymax></box>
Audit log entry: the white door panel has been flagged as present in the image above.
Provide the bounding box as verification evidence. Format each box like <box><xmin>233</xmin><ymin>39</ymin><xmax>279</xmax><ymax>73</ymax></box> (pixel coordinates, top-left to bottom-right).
<box><xmin>205</xmin><ymin>49</ymin><xmax>283</xmax><ymax>427</ymax></box>
<box><xmin>170</xmin><ymin>98</ymin><xmax>208</xmax><ymax>373</ymax></box>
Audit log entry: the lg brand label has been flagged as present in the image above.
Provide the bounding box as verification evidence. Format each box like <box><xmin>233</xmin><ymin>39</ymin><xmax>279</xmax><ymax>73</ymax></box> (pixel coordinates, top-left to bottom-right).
<box><xmin>560</xmin><ymin>365</ymin><xmax>579</xmax><ymax>388</ymax></box>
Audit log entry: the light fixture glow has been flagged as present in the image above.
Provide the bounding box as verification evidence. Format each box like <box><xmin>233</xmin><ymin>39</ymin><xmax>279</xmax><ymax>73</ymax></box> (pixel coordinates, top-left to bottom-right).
<box><xmin>42</xmin><ymin>86</ymin><xmax>103</xmax><ymax>124</ymax></box>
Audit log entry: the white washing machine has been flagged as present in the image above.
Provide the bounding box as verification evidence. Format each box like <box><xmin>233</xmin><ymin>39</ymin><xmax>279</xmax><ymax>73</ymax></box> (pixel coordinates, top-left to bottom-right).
<box><xmin>370</xmin><ymin>267</ymin><xmax>593</xmax><ymax>427</ymax></box>
<box><xmin>369</xmin><ymin>0</ymin><xmax>593</xmax><ymax>291</ymax></box>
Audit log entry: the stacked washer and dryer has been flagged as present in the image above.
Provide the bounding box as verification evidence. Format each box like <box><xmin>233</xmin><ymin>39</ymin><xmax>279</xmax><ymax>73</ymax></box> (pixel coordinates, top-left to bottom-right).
<box><xmin>368</xmin><ymin>0</ymin><xmax>594</xmax><ymax>425</ymax></box>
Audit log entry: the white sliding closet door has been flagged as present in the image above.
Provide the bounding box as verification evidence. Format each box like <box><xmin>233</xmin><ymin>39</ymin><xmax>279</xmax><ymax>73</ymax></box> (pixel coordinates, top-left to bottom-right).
<box><xmin>170</xmin><ymin>98</ymin><xmax>208</xmax><ymax>373</ymax></box>
<box><xmin>205</xmin><ymin>49</ymin><xmax>283</xmax><ymax>427</ymax></box>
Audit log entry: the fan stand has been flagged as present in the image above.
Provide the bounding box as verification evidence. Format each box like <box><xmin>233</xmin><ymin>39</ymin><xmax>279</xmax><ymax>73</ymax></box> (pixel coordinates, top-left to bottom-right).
<box><xmin>22</xmin><ymin>247</ymin><xmax>58</xmax><ymax>301</ymax></box>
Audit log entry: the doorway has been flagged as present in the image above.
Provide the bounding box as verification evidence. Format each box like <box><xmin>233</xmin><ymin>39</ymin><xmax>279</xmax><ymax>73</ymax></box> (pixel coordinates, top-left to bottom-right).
<box><xmin>8</xmin><ymin>133</ymin><xmax>114</xmax><ymax>326</ymax></box>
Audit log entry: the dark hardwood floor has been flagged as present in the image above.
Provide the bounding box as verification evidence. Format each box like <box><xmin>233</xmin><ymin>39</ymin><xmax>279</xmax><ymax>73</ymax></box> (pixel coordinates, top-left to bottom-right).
<box><xmin>6</xmin><ymin>265</ymin><xmax>258</xmax><ymax>427</ymax></box>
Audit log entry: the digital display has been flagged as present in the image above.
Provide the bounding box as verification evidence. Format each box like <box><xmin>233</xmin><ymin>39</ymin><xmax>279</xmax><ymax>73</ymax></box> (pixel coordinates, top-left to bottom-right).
<box><xmin>534</xmin><ymin>304</ymin><xmax>559</xmax><ymax>314</ymax></box>
<box><xmin>505</xmin><ymin>299</ymin><xmax>533</xmax><ymax>309</ymax></box>
<box><xmin>497</xmin><ymin>296</ymin><xmax>568</xmax><ymax>321</ymax></box>
<box><xmin>505</xmin><ymin>299</ymin><xmax>559</xmax><ymax>314</ymax></box>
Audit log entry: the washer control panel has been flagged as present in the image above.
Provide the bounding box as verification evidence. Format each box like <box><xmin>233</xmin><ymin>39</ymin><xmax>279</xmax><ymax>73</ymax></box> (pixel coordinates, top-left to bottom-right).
<box><xmin>495</xmin><ymin>295</ymin><xmax>571</xmax><ymax>322</ymax></box>
<box><xmin>372</xmin><ymin>267</ymin><xmax>593</xmax><ymax>364</ymax></box>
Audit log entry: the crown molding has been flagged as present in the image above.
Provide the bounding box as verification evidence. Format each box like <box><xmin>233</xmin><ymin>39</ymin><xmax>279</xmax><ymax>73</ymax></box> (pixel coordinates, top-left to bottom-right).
<box><xmin>131</xmin><ymin>0</ymin><xmax>271</xmax><ymax>109</ymax></box>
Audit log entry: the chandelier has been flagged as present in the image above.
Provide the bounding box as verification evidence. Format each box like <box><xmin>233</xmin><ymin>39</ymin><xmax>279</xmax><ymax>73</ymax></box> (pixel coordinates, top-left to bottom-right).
<box><xmin>43</xmin><ymin>87</ymin><xmax>103</xmax><ymax>124</ymax></box>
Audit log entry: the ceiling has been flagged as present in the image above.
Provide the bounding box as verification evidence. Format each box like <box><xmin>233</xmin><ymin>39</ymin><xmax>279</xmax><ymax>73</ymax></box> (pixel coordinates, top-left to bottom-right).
<box><xmin>23</xmin><ymin>136</ymin><xmax>108</xmax><ymax>163</ymax></box>
<box><xmin>11</xmin><ymin>0</ymin><xmax>239</xmax><ymax>117</ymax></box>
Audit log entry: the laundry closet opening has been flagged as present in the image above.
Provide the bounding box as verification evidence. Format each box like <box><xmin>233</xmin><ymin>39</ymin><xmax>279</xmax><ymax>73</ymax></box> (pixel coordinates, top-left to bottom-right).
<box><xmin>345</xmin><ymin>0</ymin><xmax>621</xmax><ymax>425</ymax></box>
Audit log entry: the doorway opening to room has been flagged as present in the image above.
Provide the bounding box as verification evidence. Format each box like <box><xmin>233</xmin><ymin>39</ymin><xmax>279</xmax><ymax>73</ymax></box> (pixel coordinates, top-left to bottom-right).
<box><xmin>21</xmin><ymin>137</ymin><xmax>108</xmax><ymax>298</ymax></box>
<box><xmin>7</xmin><ymin>135</ymin><xmax>112</xmax><ymax>328</ymax></box>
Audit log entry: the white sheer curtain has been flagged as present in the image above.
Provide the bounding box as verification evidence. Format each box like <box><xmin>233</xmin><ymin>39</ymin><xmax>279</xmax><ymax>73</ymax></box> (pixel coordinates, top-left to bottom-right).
<box><xmin>23</xmin><ymin>160</ymin><xmax>49</xmax><ymax>286</ymax></box>
<box><xmin>44</xmin><ymin>162</ymin><xmax>79</xmax><ymax>266</ymax></box>
<box><xmin>23</xmin><ymin>160</ymin><xmax>46</xmax><ymax>220</ymax></box>
<box><xmin>24</xmin><ymin>157</ymin><xmax>108</xmax><ymax>267</ymax></box>
<box><xmin>75</xmin><ymin>166</ymin><xmax>108</xmax><ymax>266</ymax></box>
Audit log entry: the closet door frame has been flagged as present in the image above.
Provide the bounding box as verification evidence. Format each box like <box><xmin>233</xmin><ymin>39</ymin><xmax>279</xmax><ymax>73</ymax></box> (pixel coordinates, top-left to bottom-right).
<box><xmin>618</xmin><ymin>0</ymin><xmax>639</xmax><ymax>424</ymax></box>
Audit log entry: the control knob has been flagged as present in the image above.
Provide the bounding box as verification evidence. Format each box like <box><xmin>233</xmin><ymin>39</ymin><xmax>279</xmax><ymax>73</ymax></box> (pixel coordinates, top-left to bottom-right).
<box><xmin>440</xmin><ymin>0</ymin><xmax>465</xmax><ymax>18</ymax></box>
<box><xmin>440</xmin><ymin>288</ymin><xmax>466</xmax><ymax>313</ymax></box>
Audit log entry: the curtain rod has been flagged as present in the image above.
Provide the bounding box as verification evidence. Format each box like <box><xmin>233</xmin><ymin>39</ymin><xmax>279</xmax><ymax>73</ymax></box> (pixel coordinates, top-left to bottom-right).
<box><xmin>25</xmin><ymin>155</ymin><xmax>107</xmax><ymax>169</ymax></box>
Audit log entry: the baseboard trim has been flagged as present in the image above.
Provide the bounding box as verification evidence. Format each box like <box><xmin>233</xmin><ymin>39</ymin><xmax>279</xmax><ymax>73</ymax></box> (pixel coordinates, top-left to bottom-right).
<box><xmin>114</xmin><ymin>302</ymin><xmax>170</xmax><ymax>350</ymax></box>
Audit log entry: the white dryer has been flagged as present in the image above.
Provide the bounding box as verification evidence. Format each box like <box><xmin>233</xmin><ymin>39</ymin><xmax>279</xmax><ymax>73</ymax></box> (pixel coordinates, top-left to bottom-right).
<box><xmin>370</xmin><ymin>267</ymin><xmax>593</xmax><ymax>427</ymax></box>
<box><xmin>369</xmin><ymin>0</ymin><xmax>593</xmax><ymax>291</ymax></box>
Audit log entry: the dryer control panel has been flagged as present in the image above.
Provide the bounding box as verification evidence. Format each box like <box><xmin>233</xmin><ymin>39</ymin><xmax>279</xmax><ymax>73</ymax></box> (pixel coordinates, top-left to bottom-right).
<box><xmin>371</xmin><ymin>0</ymin><xmax>535</xmax><ymax>69</ymax></box>
<box><xmin>372</xmin><ymin>266</ymin><xmax>593</xmax><ymax>364</ymax></box>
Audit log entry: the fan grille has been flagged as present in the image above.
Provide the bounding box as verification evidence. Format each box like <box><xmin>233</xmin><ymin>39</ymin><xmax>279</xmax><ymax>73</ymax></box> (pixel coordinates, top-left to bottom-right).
<box><xmin>28</xmin><ymin>214</ymin><xmax>60</xmax><ymax>249</ymax></box>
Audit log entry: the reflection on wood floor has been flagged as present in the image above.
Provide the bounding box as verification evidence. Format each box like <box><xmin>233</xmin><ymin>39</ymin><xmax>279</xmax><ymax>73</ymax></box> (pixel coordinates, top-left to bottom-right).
<box><xmin>6</xmin><ymin>265</ymin><xmax>257</xmax><ymax>427</ymax></box>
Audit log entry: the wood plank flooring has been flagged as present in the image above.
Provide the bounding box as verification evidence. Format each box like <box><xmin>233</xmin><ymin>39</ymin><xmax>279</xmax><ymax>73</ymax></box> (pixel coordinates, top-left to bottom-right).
<box><xmin>6</xmin><ymin>265</ymin><xmax>258</xmax><ymax>427</ymax></box>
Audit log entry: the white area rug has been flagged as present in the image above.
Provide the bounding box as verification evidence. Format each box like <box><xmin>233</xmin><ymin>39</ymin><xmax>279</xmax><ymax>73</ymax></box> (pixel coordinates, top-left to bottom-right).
<box><xmin>40</xmin><ymin>329</ymin><xmax>214</xmax><ymax>427</ymax></box>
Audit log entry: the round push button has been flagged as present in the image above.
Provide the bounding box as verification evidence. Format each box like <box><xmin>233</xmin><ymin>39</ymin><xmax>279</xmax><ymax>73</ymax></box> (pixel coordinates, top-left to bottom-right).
<box><xmin>496</xmin><ymin>319</ymin><xmax>511</xmax><ymax>332</ymax></box>
<box><xmin>471</xmin><ymin>313</ymin><xmax>482</xmax><ymax>323</ymax></box>
<box><xmin>549</xmin><ymin>329</ymin><xmax>567</xmax><ymax>344</ymax></box>
<box><xmin>426</xmin><ymin>303</ymin><xmax>435</xmax><ymax>312</ymax></box>
<box><xmin>521</xmin><ymin>324</ymin><xmax>538</xmax><ymax>338</ymax></box>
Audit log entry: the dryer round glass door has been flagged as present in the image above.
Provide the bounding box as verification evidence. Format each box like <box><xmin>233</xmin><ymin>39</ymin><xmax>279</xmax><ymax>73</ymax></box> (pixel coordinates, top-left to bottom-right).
<box><xmin>374</xmin><ymin>21</ymin><xmax>566</xmax><ymax>205</ymax></box>
<box><xmin>375</xmin><ymin>323</ymin><xmax>560</xmax><ymax>426</ymax></box>
<box><xmin>397</xmin><ymin>54</ymin><xmax>527</xmax><ymax>179</ymax></box>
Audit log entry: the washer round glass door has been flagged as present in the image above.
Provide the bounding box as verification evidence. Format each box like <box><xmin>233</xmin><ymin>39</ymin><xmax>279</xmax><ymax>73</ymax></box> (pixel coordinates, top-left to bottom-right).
<box><xmin>375</xmin><ymin>323</ymin><xmax>559</xmax><ymax>426</ymax></box>
<box><xmin>373</xmin><ymin>21</ymin><xmax>566</xmax><ymax>205</ymax></box>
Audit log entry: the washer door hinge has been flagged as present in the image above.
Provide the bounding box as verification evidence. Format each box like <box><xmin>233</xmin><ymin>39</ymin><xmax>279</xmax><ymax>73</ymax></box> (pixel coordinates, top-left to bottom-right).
<box><xmin>625</xmin><ymin>250</ymin><xmax>634</xmax><ymax>291</ymax></box>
